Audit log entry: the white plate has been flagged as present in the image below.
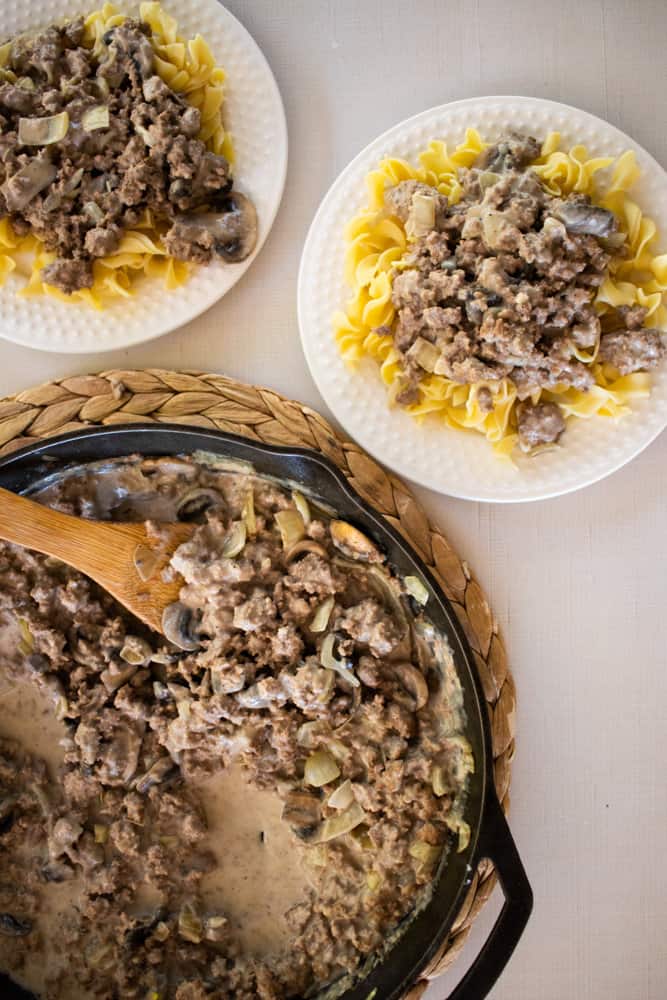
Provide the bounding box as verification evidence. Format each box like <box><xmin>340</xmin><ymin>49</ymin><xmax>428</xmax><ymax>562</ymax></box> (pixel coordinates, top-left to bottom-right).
<box><xmin>298</xmin><ymin>96</ymin><xmax>667</xmax><ymax>503</ymax></box>
<box><xmin>0</xmin><ymin>0</ymin><xmax>287</xmax><ymax>353</ymax></box>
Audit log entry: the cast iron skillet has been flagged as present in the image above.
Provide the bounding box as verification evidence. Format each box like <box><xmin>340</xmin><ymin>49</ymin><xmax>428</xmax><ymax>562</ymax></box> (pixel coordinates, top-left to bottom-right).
<box><xmin>0</xmin><ymin>424</ymin><xmax>533</xmax><ymax>1000</ymax></box>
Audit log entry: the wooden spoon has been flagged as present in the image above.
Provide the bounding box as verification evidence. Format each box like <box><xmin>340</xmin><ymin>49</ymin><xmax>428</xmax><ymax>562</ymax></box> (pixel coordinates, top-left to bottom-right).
<box><xmin>0</xmin><ymin>486</ymin><xmax>195</xmax><ymax>635</ymax></box>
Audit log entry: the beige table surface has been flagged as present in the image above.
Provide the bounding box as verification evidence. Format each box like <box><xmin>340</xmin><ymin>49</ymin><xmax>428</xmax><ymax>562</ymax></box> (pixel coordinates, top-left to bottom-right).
<box><xmin>1</xmin><ymin>1</ymin><xmax>666</xmax><ymax>997</ymax></box>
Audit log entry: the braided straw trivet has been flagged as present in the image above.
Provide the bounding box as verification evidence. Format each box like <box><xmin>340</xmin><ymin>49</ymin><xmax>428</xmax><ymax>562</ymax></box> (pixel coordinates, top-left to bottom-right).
<box><xmin>0</xmin><ymin>369</ymin><xmax>515</xmax><ymax>997</ymax></box>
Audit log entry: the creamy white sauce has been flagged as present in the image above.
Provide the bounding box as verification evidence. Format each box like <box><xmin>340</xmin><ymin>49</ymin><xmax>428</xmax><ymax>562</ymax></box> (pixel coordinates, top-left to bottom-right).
<box><xmin>0</xmin><ymin>680</ymin><xmax>66</xmax><ymax>781</ymax></box>
<box><xmin>0</xmin><ymin>613</ymin><xmax>67</xmax><ymax>780</ymax></box>
<box><xmin>198</xmin><ymin>764</ymin><xmax>313</xmax><ymax>957</ymax></box>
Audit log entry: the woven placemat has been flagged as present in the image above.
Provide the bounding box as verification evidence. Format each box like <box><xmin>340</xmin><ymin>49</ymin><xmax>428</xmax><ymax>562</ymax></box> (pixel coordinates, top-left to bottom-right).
<box><xmin>0</xmin><ymin>369</ymin><xmax>515</xmax><ymax>996</ymax></box>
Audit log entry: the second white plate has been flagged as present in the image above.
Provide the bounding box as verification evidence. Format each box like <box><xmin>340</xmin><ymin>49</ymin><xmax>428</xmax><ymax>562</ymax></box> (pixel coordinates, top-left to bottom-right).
<box><xmin>0</xmin><ymin>0</ymin><xmax>287</xmax><ymax>353</ymax></box>
<box><xmin>298</xmin><ymin>96</ymin><xmax>667</xmax><ymax>502</ymax></box>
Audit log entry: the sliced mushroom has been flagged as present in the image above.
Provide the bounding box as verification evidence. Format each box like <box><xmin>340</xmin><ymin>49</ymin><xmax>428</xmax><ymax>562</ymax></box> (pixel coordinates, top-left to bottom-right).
<box><xmin>221</xmin><ymin>521</ymin><xmax>247</xmax><ymax>558</ymax></box>
<box><xmin>281</xmin><ymin>790</ymin><xmax>322</xmax><ymax>840</ymax></box>
<box><xmin>393</xmin><ymin>662</ymin><xmax>429</xmax><ymax>710</ymax></box>
<box><xmin>330</xmin><ymin>521</ymin><xmax>382</xmax><ymax>563</ymax></box>
<box><xmin>134</xmin><ymin>757</ymin><xmax>177</xmax><ymax>794</ymax></box>
<box><xmin>309</xmin><ymin>595</ymin><xmax>335</xmax><ymax>633</ymax></box>
<box><xmin>552</xmin><ymin>199</ymin><xmax>616</xmax><ymax>238</ymax></box>
<box><xmin>176</xmin><ymin>488</ymin><xmax>224</xmax><ymax>522</ymax></box>
<box><xmin>178</xmin><ymin>903</ymin><xmax>203</xmax><ymax>944</ymax></box>
<box><xmin>0</xmin><ymin>913</ymin><xmax>32</xmax><ymax>937</ymax></box>
<box><xmin>169</xmin><ymin>192</ymin><xmax>258</xmax><ymax>263</ymax></box>
<box><xmin>161</xmin><ymin>602</ymin><xmax>200</xmax><ymax>651</ymax></box>
<box><xmin>285</xmin><ymin>539</ymin><xmax>328</xmax><ymax>563</ymax></box>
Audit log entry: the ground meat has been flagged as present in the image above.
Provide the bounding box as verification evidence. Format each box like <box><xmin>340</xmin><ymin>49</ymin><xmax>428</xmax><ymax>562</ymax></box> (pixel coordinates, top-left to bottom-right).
<box><xmin>0</xmin><ymin>16</ymin><xmax>255</xmax><ymax>293</ymax></box>
<box><xmin>598</xmin><ymin>328</ymin><xmax>665</xmax><ymax>375</ymax></box>
<box><xmin>0</xmin><ymin>456</ymin><xmax>471</xmax><ymax>1000</ymax></box>
<box><xmin>338</xmin><ymin>599</ymin><xmax>402</xmax><ymax>656</ymax></box>
<box><xmin>41</xmin><ymin>257</ymin><xmax>93</xmax><ymax>293</ymax></box>
<box><xmin>478</xmin><ymin>130</ymin><xmax>542</xmax><ymax>171</ymax></box>
<box><xmin>517</xmin><ymin>401</ymin><xmax>566</xmax><ymax>450</ymax></box>
<box><xmin>375</xmin><ymin>131</ymin><xmax>665</xmax><ymax>448</ymax></box>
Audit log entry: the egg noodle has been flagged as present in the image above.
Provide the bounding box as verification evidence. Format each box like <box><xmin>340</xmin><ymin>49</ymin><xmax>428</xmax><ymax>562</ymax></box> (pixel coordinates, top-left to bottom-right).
<box><xmin>0</xmin><ymin>2</ymin><xmax>234</xmax><ymax>308</ymax></box>
<box><xmin>334</xmin><ymin>130</ymin><xmax>667</xmax><ymax>458</ymax></box>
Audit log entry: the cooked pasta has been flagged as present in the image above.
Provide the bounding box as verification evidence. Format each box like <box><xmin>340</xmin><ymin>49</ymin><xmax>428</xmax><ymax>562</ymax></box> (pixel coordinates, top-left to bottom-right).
<box><xmin>334</xmin><ymin>129</ymin><xmax>667</xmax><ymax>458</ymax></box>
<box><xmin>0</xmin><ymin>2</ymin><xmax>236</xmax><ymax>308</ymax></box>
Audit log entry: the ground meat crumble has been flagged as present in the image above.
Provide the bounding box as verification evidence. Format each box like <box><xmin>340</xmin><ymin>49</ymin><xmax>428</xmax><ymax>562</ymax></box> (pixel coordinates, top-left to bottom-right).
<box><xmin>381</xmin><ymin>131</ymin><xmax>666</xmax><ymax>451</ymax></box>
<box><xmin>0</xmin><ymin>17</ymin><xmax>256</xmax><ymax>294</ymax></box>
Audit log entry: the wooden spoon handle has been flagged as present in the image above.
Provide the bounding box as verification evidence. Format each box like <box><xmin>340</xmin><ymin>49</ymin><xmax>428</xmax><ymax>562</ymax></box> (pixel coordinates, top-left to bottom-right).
<box><xmin>0</xmin><ymin>486</ymin><xmax>143</xmax><ymax>579</ymax></box>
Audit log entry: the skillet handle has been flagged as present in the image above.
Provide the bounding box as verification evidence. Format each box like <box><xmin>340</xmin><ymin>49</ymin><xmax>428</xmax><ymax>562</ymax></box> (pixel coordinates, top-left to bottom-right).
<box><xmin>445</xmin><ymin>794</ymin><xmax>533</xmax><ymax>1000</ymax></box>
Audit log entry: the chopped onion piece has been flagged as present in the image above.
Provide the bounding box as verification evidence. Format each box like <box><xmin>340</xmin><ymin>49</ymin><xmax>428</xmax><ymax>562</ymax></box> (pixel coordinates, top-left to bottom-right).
<box><xmin>83</xmin><ymin>201</ymin><xmax>104</xmax><ymax>224</ymax></box>
<box><xmin>81</xmin><ymin>105</ymin><xmax>109</xmax><ymax>131</ymax></box>
<box><xmin>409</xmin><ymin>841</ymin><xmax>442</xmax><ymax>867</ymax></box>
<box><xmin>18</xmin><ymin>111</ymin><xmax>69</xmax><ymax>146</ymax></box>
<box><xmin>367</xmin><ymin>566</ymin><xmax>408</xmax><ymax>626</ymax></box>
<box><xmin>134</xmin><ymin>123</ymin><xmax>154</xmax><ymax>146</ymax></box>
<box><xmin>326</xmin><ymin>779</ymin><xmax>354</xmax><ymax>811</ymax></box>
<box><xmin>296</xmin><ymin>720</ymin><xmax>325</xmax><ymax>748</ymax></box>
<box><xmin>306</xmin><ymin>845</ymin><xmax>329</xmax><ymax>868</ymax></box>
<box><xmin>317</xmin><ymin>668</ymin><xmax>336</xmax><ymax>703</ymax></box>
<box><xmin>404</xmin><ymin>575</ymin><xmax>429</xmax><ymax>605</ymax></box>
<box><xmin>456</xmin><ymin>820</ymin><xmax>471</xmax><ymax>853</ymax></box>
<box><xmin>292</xmin><ymin>491</ymin><xmax>311</xmax><ymax>527</ymax></box>
<box><xmin>133</xmin><ymin>543</ymin><xmax>161</xmax><ymax>582</ymax></box>
<box><xmin>17</xmin><ymin>616</ymin><xmax>34</xmax><ymax>656</ymax></box>
<box><xmin>406</xmin><ymin>192</ymin><xmax>436</xmax><ymax>239</ymax></box>
<box><xmin>119</xmin><ymin>637</ymin><xmax>152</xmax><ymax>666</ymax></box>
<box><xmin>242</xmin><ymin>488</ymin><xmax>256</xmax><ymax>535</ymax></box>
<box><xmin>2</xmin><ymin>159</ymin><xmax>57</xmax><ymax>212</ymax></box>
<box><xmin>366</xmin><ymin>871</ymin><xmax>382</xmax><ymax>891</ymax></box>
<box><xmin>316</xmin><ymin>801</ymin><xmax>366</xmax><ymax>843</ymax></box>
<box><xmin>431</xmin><ymin>764</ymin><xmax>448</xmax><ymax>797</ymax></box>
<box><xmin>408</xmin><ymin>337</ymin><xmax>440</xmax><ymax>373</ymax></box>
<box><xmin>320</xmin><ymin>632</ymin><xmax>360</xmax><ymax>687</ymax></box>
<box><xmin>16</xmin><ymin>77</ymin><xmax>35</xmax><ymax>92</ymax></box>
<box><xmin>221</xmin><ymin>521</ymin><xmax>247</xmax><ymax>558</ymax></box>
<box><xmin>447</xmin><ymin>735</ymin><xmax>475</xmax><ymax>781</ymax></box>
<box><xmin>310</xmin><ymin>596</ymin><xmax>334</xmax><ymax>633</ymax></box>
<box><xmin>478</xmin><ymin>170</ymin><xmax>501</xmax><ymax>190</ymax></box>
<box><xmin>327</xmin><ymin>737</ymin><xmax>349</xmax><ymax>761</ymax></box>
<box><xmin>481</xmin><ymin>210</ymin><xmax>508</xmax><ymax>249</ymax></box>
<box><xmin>304</xmin><ymin>749</ymin><xmax>340</xmax><ymax>787</ymax></box>
<box><xmin>275</xmin><ymin>508</ymin><xmax>305</xmax><ymax>550</ymax></box>
<box><xmin>42</xmin><ymin>190</ymin><xmax>62</xmax><ymax>213</ymax></box>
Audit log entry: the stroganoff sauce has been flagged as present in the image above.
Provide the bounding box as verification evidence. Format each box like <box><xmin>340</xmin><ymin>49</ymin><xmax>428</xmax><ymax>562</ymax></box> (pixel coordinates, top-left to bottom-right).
<box><xmin>198</xmin><ymin>765</ymin><xmax>313</xmax><ymax>956</ymax></box>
